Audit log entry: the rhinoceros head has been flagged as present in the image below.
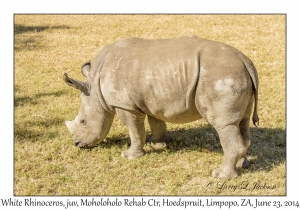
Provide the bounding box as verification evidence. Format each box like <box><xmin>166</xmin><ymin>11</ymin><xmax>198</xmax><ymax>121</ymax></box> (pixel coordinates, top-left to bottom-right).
<box><xmin>64</xmin><ymin>62</ymin><xmax>114</xmax><ymax>148</ymax></box>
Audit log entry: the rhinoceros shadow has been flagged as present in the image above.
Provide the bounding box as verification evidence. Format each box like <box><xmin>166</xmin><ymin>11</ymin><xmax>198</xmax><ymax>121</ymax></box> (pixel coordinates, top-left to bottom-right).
<box><xmin>103</xmin><ymin>124</ymin><xmax>286</xmax><ymax>174</ymax></box>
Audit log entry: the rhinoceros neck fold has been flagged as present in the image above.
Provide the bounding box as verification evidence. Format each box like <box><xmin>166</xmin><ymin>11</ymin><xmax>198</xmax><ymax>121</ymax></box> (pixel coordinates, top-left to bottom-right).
<box><xmin>80</xmin><ymin>45</ymin><xmax>116</xmax><ymax>114</ymax></box>
<box><xmin>95</xmin><ymin>75</ymin><xmax>115</xmax><ymax>114</ymax></box>
<box><xmin>91</xmin><ymin>55</ymin><xmax>116</xmax><ymax>114</ymax></box>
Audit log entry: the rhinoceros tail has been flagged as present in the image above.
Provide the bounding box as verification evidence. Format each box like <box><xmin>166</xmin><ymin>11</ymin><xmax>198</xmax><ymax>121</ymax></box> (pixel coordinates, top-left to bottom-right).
<box><xmin>252</xmin><ymin>98</ymin><xmax>259</xmax><ymax>127</ymax></box>
<box><xmin>242</xmin><ymin>57</ymin><xmax>259</xmax><ymax>127</ymax></box>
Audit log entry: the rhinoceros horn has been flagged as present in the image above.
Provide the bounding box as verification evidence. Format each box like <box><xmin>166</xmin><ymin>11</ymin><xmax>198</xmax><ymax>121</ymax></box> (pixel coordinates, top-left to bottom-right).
<box><xmin>63</xmin><ymin>73</ymin><xmax>90</xmax><ymax>96</ymax></box>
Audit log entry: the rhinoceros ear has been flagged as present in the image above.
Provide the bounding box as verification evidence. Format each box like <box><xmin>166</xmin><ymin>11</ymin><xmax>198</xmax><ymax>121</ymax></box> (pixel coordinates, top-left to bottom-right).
<box><xmin>63</xmin><ymin>73</ymin><xmax>90</xmax><ymax>95</ymax></box>
<box><xmin>81</xmin><ymin>62</ymin><xmax>91</xmax><ymax>78</ymax></box>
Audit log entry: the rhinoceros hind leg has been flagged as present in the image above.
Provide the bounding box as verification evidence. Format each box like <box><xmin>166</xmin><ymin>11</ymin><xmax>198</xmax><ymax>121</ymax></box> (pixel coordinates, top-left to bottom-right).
<box><xmin>116</xmin><ymin>109</ymin><xmax>146</xmax><ymax>159</ymax></box>
<box><xmin>236</xmin><ymin>117</ymin><xmax>251</xmax><ymax>169</ymax></box>
<box><xmin>236</xmin><ymin>156</ymin><xmax>250</xmax><ymax>169</ymax></box>
<box><xmin>148</xmin><ymin>115</ymin><xmax>170</xmax><ymax>150</ymax></box>
<box><xmin>212</xmin><ymin>124</ymin><xmax>249</xmax><ymax>179</ymax></box>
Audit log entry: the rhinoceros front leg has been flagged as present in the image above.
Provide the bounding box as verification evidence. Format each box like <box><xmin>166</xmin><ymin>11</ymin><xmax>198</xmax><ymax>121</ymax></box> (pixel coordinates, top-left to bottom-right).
<box><xmin>148</xmin><ymin>115</ymin><xmax>170</xmax><ymax>150</ymax></box>
<box><xmin>116</xmin><ymin>109</ymin><xmax>146</xmax><ymax>159</ymax></box>
<box><xmin>212</xmin><ymin>124</ymin><xmax>250</xmax><ymax>179</ymax></box>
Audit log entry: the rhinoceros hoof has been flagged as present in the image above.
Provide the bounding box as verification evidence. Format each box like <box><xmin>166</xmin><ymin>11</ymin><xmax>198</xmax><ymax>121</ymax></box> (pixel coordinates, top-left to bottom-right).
<box><xmin>211</xmin><ymin>167</ymin><xmax>240</xmax><ymax>179</ymax></box>
<box><xmin>149</xmin><ymin>135</ymin><xmax>170</xmax><ymax>150</ymax></box>
<box><xmin>236</xmin><ymin>157</ymin><xmax>250</xmax><ymax>169</ymax></box>
<box><xmin>121</xmin><ymin>149</ymin><xmax>146</xmax><ymax>160</ymax></box>
<box><xmin>151</xmin><ymin>142</ymin><xmax>167</xmax><ymax>150</ymax></box>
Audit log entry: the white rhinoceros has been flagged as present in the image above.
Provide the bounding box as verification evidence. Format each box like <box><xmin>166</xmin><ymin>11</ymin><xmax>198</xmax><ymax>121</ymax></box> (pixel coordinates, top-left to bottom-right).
<box><xmin>64</xmin><ymin>36</ymin><xmax>259</xmax><ymax>179</ymax></box>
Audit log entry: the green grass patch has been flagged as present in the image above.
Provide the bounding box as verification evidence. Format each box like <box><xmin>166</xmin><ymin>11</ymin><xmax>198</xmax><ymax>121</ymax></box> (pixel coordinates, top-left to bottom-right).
<box><xmin>14</xmin><ymin>15</ymin><xmax>286</xmax><ymax>195</ymax></box>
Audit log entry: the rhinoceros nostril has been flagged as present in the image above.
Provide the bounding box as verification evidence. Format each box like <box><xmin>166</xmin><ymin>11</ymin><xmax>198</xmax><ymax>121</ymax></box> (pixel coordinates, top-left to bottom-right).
<box><xmin>74</xmin><ymin>142</ymin><xmax>80</xmax><ymax>147</ymax></box>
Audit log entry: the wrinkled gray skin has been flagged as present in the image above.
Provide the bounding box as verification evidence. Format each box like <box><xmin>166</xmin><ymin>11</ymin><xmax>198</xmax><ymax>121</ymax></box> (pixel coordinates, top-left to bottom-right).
<box><xmin>64</xmin><ymin>36</ymin><xmax>259</xmax><ymax>179</ymax></box>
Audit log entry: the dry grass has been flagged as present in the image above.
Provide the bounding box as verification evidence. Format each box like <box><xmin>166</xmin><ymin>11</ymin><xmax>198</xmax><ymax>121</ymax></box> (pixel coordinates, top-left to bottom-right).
<box><xmin>14</xmin><ymin>15</ymin><xmax>286</xmax><ymax>196</ymax></box>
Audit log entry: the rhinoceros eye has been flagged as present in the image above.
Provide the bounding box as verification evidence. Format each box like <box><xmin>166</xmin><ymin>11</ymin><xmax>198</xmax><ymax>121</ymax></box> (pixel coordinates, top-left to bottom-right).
<box><xmin>80</xmin><ymin>119</ymin><xmax>86</xmax><ymax>125</ymax></box>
